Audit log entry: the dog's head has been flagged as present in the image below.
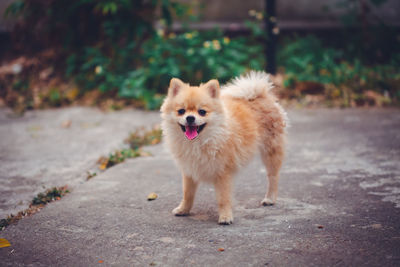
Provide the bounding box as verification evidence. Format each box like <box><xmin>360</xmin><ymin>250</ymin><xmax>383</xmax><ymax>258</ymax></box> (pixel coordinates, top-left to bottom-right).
<box><xmin>160</xmin><ymin>78</ymin><xmax>224</xmax><ymax>140</ymax></box>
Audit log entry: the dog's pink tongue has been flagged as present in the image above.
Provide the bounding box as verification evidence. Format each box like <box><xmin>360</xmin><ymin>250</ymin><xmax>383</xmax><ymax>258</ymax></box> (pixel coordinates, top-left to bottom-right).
<box><xmin>185</xmin><ymin>125</ymin><xmax>198</xmax><ymax>140</ymax></box>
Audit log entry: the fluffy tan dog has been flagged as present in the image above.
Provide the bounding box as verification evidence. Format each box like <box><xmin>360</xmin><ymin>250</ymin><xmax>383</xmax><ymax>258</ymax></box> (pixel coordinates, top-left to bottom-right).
<box><xmin>160</xmin><ymin>71</ymin><xmax>287</xmax><ymax>224</ymax></box>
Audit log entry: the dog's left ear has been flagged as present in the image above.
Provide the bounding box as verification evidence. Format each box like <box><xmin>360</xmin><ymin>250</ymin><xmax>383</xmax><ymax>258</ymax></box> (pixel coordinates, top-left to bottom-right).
<box><xmin>204</xmin><ymin>79</ymin><xmax>220</xmax><ymax>98</ymax></box>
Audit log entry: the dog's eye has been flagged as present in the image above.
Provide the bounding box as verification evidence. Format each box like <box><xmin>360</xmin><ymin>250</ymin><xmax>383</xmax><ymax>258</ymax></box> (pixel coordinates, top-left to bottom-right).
<box><xmin>177</xmin><ymin>109</ymin><xmax>185</xmax><ymax>115</ymax></box>
<box><xmin>198</xmin><ymin>109</ymin><xmax>207</xmax><ymax>116</ymax></box>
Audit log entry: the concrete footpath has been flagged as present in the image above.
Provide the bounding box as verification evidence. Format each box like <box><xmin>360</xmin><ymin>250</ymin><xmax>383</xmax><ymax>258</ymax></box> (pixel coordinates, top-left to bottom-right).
<box><xmin>1</xmin><ymin>107</ymin><xmax>400</xmax><ymax>266</ymax></box>
<box><xmin>0</xmin><ymin>107</ymin><xmax>160</xmax><ymax>218</ymax></box>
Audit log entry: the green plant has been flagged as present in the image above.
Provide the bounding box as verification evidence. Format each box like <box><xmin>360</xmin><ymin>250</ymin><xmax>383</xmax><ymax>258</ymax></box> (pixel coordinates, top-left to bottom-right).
<box><xmin>6</xmin><ymin>0</ymin><xmax>178</xmax><ymax>51</ymax></box>
<box><xmin>97</xmin><ymin>126</ymin><xmax>161</xmax><ymax>170</ymax></box>
<box><xmin>5</xmin><ymin>0</ymin><xmax>188</xmax><ymax>109</ymax></box>
<box><xmin>119</xmin><ymin>29</ymin><xmax>264</xmax><ymax>108</ymax></box>
<box><xmin>0</xmin><ymin>186</ymin><xmax>69</xmax><ymax>230</ymax></box>
<box><xmin>278</xmin><ymin>35</ymin><xmax>400</xmax><ymax>104</ymax></box>
<box><xmin>4</xmin><ymin>1</ymin><xmax>399</xmax><ymax>109</ymax></box>
<box><xmin>279</xmin><ymin>36</ymin><xmax>343</xmax><ymax>87</ymax></box>
<box><xmin>32</xmin><ymin>186</ymin><xmax>70</xmax><ymax>205</ymax></box>
<box><xmin>125</xmin><ymin>126</ymin><xmax>162</xmax><ymax>149</ymax></box>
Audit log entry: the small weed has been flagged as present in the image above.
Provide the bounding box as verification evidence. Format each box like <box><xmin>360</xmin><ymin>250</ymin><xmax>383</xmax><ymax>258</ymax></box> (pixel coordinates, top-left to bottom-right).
<box><xmin>125</xmin><ymin>126</ymin><xmax>162</xmax><ymax>149</ymax></box>
<box><xmin>97</xmin><ymin>126</ymin><xmax>162</xmax><ymax>171</ymax></box>
<box><xmin>98</xmin><ymin>148</ymin><xmax>142</xmax><ymax>170</ymax></box>
<box><xmin>31</xmin><ymin>186</ymin><xmax>69</xmax><ymax>205</ymax></box>
<box><xmin>86</xmin><ymin>171</ymin><xmax>97</xmax><ymax>180</ymax></box>
<box><xmin>0</xmin><ymin>186</ymin><xmax>69</xmax><ymax>230</ymax></box>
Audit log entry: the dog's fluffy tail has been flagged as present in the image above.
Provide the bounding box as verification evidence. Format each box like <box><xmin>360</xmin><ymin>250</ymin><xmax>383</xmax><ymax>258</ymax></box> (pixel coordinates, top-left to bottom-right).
<box><xmin>221</xmin><ymin>71</ymin><xmax>273</xmax><ymax>101</ymax></box>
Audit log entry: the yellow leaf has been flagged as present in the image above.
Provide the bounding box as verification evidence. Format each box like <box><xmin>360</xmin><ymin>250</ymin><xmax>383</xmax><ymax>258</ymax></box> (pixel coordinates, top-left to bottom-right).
<box><xmin>0</xmin><ymin>238</ymin><xmax>11</xmax><ymax>248</ymax></box>
<box><xmin>99</xmin><ymin>163</ymin><xmax>107</xmax><ymax>170</ymax></box>
<box><xmin>147</xmin><ymin>192</ymin><xmax>158</xmax><ymax>201</ymax></box>
<box><xmin>65</xmin><ymin>88</ymin><xmax>79</xmax><ymax>101</ymax></box>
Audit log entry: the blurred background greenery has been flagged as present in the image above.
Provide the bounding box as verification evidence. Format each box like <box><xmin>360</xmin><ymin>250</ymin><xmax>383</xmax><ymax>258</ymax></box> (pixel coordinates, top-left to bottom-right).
<box><xmin>0</xmin><ymin>0</ymin><xmax>399</xmax><ymax>112</ymax></box>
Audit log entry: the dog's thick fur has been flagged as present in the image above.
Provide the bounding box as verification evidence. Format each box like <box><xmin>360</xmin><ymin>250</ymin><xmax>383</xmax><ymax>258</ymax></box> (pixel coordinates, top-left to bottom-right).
<box><xmin>160</xmin><ymin>71</ymin><xmax>287</xmax><ymax>224</ymax></box>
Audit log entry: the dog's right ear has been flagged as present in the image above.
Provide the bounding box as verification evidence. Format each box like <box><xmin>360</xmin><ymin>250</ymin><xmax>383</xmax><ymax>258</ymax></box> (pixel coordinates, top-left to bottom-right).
<box><xmin>168</xmin><ymin>78</ymin><xmax>184</xmax><ymax>97</ymax></box>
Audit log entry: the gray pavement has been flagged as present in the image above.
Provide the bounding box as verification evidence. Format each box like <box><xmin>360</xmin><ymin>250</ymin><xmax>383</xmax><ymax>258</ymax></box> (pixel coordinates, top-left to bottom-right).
<box><xmin>0</xmin><ymin>107</ymin><xmax>160</xmax><ymax>218</ymax></box>
<box><xmin>1</xmin><ymin>107</ymin><xmax>400</xmax><ymax>266</ymax></box>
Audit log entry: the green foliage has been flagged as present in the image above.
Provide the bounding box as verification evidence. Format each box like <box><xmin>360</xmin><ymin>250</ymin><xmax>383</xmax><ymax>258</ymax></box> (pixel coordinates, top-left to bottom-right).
<box><xmin>277</xmin><ymin>0</ymin><xmax>399</xmax><ymax>104</ymax></box>
<box><xmin>108</xmin><ymin>148</ymin><xmax>142</xmax><ymax>165</ymax></box>
<box><xmin>6</xmin><ymin>0</ymin><xmax>177</xmax><ymax>50</ymax></box>
<box><xmin>4</xmin><ymin>0</ymin><xmax>399</xmax><ymax>108</ymax></box>
<box><xmin>279</xmin><ymin>36</ymin><xmax>343</xmax><ymax>87</ymax></box>
<box><xmin>278</xmin><ymin>35</ymin><xmax>400</xmax><ymax>104</ymax></box>
<box><xmin>31</xmin><ymin>187</ymin><xmax>69</xmax><ymax>205</ymax></box>
<box><xmin>1</xmin><ymin>186</ymin><xmax>69</xmax><ymax>229</ymax></box>
<box><xmin>119</xmin><ymin>30</ymin><xmax>263</xmax><ymax>103</ymax></box>
<box><xmin>12</xmin><ymin>79</ymin><xmax>29</xmax><ymax>92</ymax></box>
<box><xmin>4</xmin><ymin>0</ymin><xmax>24</xmax><ymax>17</ymax></box>
<box><xmin>5</xmin><ymin>0</ymin><xmax>186</xmax><ymax>109</ymax></box>
<box><xmin>125</xmin><ymin>126</ymin><xmax>162</xmax><ymax>149</ymax></box>
<box><xmin>5</xmin><ymin>0</ymin><xmax>265</xmax><ymax>110</ymax></box>
<box><xmin>48</xmin><ymin>88</ymin><xmax>61</xmax><ymax>106</ymax></box>
<box><xmin>98</xmin><ymin>126</ymin><xmax>162</xmax><ymax>170</ymax></box>
<box><xmin>66</xmin><ymin>29</ymin><xmax>263</xmax><ymax>109</ymax></box>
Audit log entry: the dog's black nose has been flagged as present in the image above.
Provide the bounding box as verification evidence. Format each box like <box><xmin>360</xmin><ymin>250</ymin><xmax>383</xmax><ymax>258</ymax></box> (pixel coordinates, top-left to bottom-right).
<box><xmin>186</xmin><ymin>116</ymin><xmax>195</xmax><ymax>124</ymax></box>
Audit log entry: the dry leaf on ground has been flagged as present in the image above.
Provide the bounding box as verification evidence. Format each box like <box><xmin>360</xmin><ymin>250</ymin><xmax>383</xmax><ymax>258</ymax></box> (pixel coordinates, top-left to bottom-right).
<box><xmin>0</xmin><ymin>238</ymin><xmax>11</xmax><ymax>248</ymax></box>
<box><xmin>147</xmin><ymin>193</ymin><xmax>158</xmax><ymax>201</ymax></box>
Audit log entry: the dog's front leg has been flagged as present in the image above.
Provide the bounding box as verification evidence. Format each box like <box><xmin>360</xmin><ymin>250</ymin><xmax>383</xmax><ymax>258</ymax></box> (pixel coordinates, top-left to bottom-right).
<box><xmin>172</xmin><ymin>174</ymin><xmax>198</xmax><ymax>216</ymax></box>
<box><xmin>214</xmin><ymin>174</ymin><xmax>233</xmax><ymax>225</ymax></box>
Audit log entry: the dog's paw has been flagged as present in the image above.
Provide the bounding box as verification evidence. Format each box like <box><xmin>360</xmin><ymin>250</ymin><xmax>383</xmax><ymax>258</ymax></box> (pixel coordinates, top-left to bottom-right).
<box><xmin>261</xmin><ymin>197</ymin><xmax>275</xmax><ymax>206</ymax></box>
<box><xmin>218</xmin><ymin>214</ymin><xmax>233</xmax><ymax>225</ymax></box>
<box><xmin>172</xmin><ymin>206</ymin><xmax>189</xmax><ymax>216</ymax></box>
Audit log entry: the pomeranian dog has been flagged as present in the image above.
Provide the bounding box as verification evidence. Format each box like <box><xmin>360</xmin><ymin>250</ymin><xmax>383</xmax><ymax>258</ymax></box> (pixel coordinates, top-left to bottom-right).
<box><xmin>160</xmin><ymin>71</ymin><xmax>287</xmax><ymax>224</ymax></box>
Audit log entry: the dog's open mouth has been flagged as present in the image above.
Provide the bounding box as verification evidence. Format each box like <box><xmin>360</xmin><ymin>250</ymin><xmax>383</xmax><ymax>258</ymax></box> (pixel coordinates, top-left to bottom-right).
<box><xmin>179</xmin><ymin>123</ymin><xmax>206</xmax><ymax>140</ymax></box>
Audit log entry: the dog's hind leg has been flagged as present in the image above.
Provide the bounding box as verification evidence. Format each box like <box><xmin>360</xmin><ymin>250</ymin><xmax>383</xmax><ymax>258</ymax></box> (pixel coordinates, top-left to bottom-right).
<box><xmin>260</xmin><ymin>136</ymin><xmax>285</xmax><ymax>206</ymax></box>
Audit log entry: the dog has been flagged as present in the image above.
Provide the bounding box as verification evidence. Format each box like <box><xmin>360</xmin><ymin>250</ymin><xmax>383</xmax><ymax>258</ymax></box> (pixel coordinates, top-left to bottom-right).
<box><xmin>160</xmin><ymin>71</ymin><xmax>287</xmax><ymax>224</ymax></box>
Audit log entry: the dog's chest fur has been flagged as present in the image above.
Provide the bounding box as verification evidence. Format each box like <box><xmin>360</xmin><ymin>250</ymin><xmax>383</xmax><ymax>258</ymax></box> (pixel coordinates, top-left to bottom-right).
<box><xmin>174</xmin><ymin>141</ymin><xmax>224</xmax><ymax>182</ymax></box>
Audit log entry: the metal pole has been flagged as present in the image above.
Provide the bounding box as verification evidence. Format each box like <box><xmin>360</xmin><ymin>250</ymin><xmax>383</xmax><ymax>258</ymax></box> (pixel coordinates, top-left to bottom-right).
<box><xmin>265</xmin><ymin>0</ymin><xmax>276</xmax><ymax>74</ymax></box>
